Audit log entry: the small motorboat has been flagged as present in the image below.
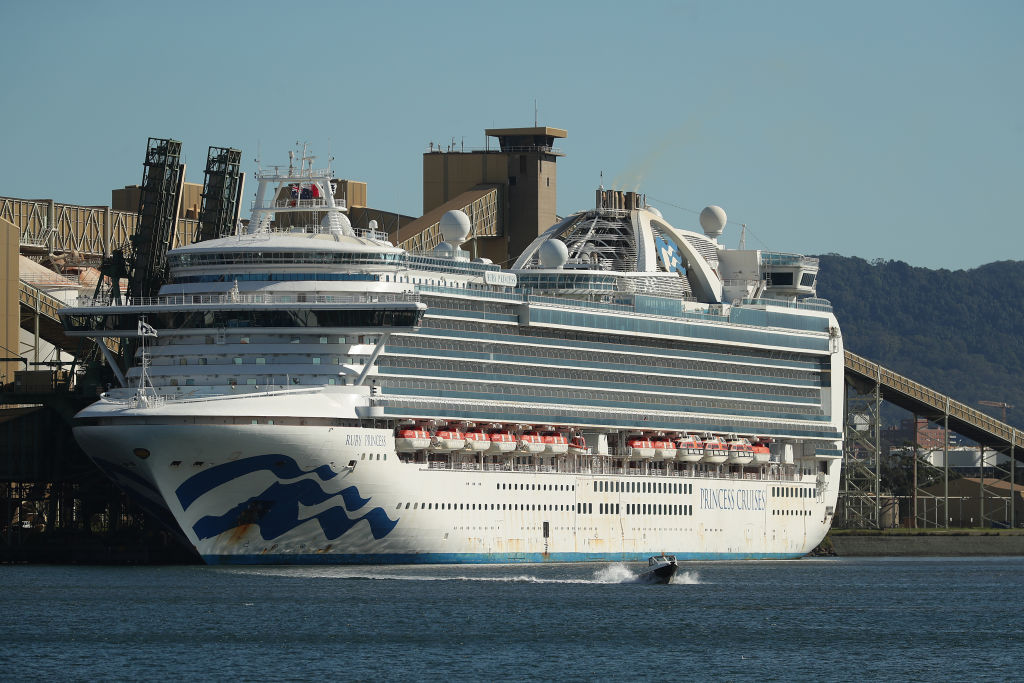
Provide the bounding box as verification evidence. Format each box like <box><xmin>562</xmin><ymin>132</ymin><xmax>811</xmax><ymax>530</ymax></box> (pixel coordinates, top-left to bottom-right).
<box><xmin>638</xmin><ymin>555</ymin><xmax>678</xmax><ymax>584</ymax></box>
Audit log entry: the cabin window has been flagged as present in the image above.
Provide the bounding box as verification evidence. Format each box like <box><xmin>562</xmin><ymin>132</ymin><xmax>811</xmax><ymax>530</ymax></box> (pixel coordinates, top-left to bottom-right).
<box><xmin>319</xmin><ymin>336</ymin><xmax>328</xmax><ymax>344</ymax></box>
<box><xmin>233</xmin><ymin>357</ymin><xmax>242</xmax><ymax>365</ymax></box>
<box><xmin>198</xmin><ymin>358</ymin><xmax>207</xmax><ymax>365</ymax></box>
<box><xmin>313</xmin><ymin>357</ymin><xmax>321</xmax><ymax>365</ymax></box>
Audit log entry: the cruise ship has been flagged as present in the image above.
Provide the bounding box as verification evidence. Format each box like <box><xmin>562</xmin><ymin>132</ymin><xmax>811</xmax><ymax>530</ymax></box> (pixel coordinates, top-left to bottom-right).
<box><xmin>61</xmin><ymin>151</ymin><xmax>844</xmax><ymax>564</ymax></box>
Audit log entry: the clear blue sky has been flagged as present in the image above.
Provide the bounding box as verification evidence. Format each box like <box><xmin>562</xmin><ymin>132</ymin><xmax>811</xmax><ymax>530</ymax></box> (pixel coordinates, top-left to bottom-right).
<box><xmin>2</xmin><ymin>0</ymin><xmax>1020</xmax><ymax>269</ymax></box>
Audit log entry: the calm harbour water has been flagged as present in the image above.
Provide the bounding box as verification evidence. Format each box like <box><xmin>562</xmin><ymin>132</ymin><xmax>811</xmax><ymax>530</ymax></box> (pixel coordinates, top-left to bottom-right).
<box><xmin>1</xmin><ymin>557</ymin><xmax>1021</xmax><ymax>681</ymax></box>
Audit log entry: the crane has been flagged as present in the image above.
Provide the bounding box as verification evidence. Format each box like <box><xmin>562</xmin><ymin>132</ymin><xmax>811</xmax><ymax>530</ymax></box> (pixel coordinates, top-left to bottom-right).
<box><xmin>978</xmin><ymin>400</ymin><xmax>1013</xmax><ymax>424</ymax></box>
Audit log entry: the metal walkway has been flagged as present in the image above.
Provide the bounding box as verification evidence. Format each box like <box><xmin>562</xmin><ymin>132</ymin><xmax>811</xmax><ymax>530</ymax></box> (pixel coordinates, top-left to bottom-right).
<box><xmin>845</xmin><ymin>350</ymin><xmax>1022</xmax><ymax>452</ymax></box>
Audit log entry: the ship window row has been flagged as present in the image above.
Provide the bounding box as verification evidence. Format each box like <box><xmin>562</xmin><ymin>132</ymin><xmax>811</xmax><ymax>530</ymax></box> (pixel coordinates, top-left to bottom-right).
<box><xmin>66</xmin><ymin>309</ymin><xmax>421</xmax><ymax>333</ymax></box>
<box><xmin>421</xmin><ymin>297</ymin><xmax>519</xmax><ymax>316</ymax></box>
<box><xmin>145</xmin><ymin>355</ymin><xmax>360</xmax><ymax>367</ymax></box>
<box><xmin>419</xmin><ymin>318</ymin><xmax>821</xmax><ymax>367</ymax></box>
<box><xmin>595</xmin><ymin>480</ymin><xmax>693</xmax><ymax>495</ymax></box>
<box><xmin>390</xmin><ymin>334</ymin><xmax>821</xmax><ymax>383</ymax></box>
<box><xmin>497</xmin><ymin>482</ymin><xmax>574</xmax><ymax>492</ymax></box>
<box><xmin>397</xmin><ymin>502</ymin><xmax>572</xmax><ymax>512</ymax></box>
<box><xmin>171</xmin><ymin>273</ymin><xmax>382</xmax><ymax>283</ymax></box>
<box><xmin>377</xmin><ymin>377</ymin><xmax>826</xmax><ymax>418</ymax></box>
<box><xmin>159</xmin><ymin>333</ymin><xmax>393</xmax><ymax>348</ymax></box>
<box><xmin>773</xmin><ymin>509</ymin><xmax>811</xmax><ymax>516</ymax></box>
<box><xmin>773</xmin><ymin>486</ymin><xmax>813</xmax><ymax>498</ymax></box>
<box><xmin>375</xmin><ymin>397</ymin><xmax>841</xmax><ymax>441</ymax></box>
<box><xmin>169</xmin><ymin>250</ymin><xmax>501</xmax><ymax>278</ymax></box>
<box><xmin>624</xmin><ymin>503</ymin><xmax>693</xmax><ymax>516</ymax></box>
<box><xmin>134</xmin><ymin>373</ymin><xmax>342</xmax><ymax>388</ymax></box>
<box><xmin>518</xmin><ymin>309</ymin><xmax>828</xmax><ymax>352</ymax></box>
<box><xmin>377</xmin><ymin>356</ymin><xmax>820</xmax><ymax>401</ymax></box>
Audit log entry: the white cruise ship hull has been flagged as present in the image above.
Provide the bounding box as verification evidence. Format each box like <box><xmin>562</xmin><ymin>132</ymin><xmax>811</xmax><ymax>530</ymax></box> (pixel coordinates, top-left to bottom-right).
<box><xmin>75</xmin><ymin>418</ymin><xmax>840</xmax><ymax>564</ymax></box>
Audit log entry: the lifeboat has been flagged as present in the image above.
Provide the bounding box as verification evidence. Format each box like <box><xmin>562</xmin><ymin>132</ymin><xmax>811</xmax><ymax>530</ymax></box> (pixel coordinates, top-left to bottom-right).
<box><xmin>726</xmin><ymin>438</ymin><xmax>755</xmax><ymax>465</ymax></box>
<box><xmin>627</xmin><ymin>437</ymin><xmax>656</xmax><ymax>459</ymax></box>
<box><xmin>517</xmin><ymin>430</ymin><xmax>545</xmax><ymax>454</ymax></box>
<box><xmin>488</xmin><ymin>428</ymin><xmax>518</xmax><ymax>454</ymax></box>
<box><xmin>395</xmin><ymin>428</ymin><xmax>431</xmax><ymax>452</ymax></box>
<box><xmin>431</xmin><ymin>428</ymin><xmax>466</xmax><ymax>451</ymax></box>
<box><xmin>751</xmin><ymin>440</ymin><xmax>772</xmax><ymax>464</ymax></box>
<box><xmin>463</xmin><ymin>428</ymin><xmax>491</xmax><ymax>452</ymax></box>
<box><xmin>567</xmin><ymin>434</ymin><xmax>592</xmax><ymax>456</ymax></box>
<box><xmin>652</xmin><ymin>436</ymin><xmax>675</xmax><ymax>460</ymax></box>
<box><xmin>542</xmin><ymin>432</ymin><xmax>569</xmax><ymax>455</ymax></box>
<box><xmin>702</xmin><ymin>435</ymin><xmax>729</xmax><ymax>464</ymax></box>
<box><xmin>675</xmin><ymin>434</ymin><xmax>705</xmax><ymax>463</ymax></box>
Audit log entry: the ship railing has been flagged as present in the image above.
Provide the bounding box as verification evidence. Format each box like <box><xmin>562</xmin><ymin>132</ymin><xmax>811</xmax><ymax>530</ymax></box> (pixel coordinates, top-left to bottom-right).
<box><xmin>419</xmin><ymin>459</ymin><xmax>802</xmax><ymax>481</ymax></box>
<box><xmin>71</xmin><ymin>291</ymin><xmax>420</xmax><ymax>308</ymax></box>
<box><xmin>259</xmin><ymin>198</ymin><xmax>333</xmax><ymax>210</ymax></box>
<box><xmin>760</xmin><ymin>252</ymin><xmax>819</xmax><ymax>268</ymax></box>
<box><xmin>740</xmin><ymin>297</ymin><xmax>833</xmax><ymax>312</ymax></box>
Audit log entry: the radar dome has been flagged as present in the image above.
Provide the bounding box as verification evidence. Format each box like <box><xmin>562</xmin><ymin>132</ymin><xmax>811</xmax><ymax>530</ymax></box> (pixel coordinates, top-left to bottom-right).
<box><xmin>647</xmin><ymin>206</ymin><xmax>663</xmax><ymax>219</ymax></box>
<box><xmin>321</xmin><ymin>211</ymin><xmax>352</xmax><ymax>235</ymax></box>
<box><xmin>699</xmin><ymin>205</ymin><xmax>727</xmax><ymax>238</ymax></box>
<box><xmin>439</xmin><ymin>210</ymin><xmax>471</xmax><ymax>244</ymax></box>
<box><xmin>538</xmin><ymin>238</ymin><xmax>569</xmax><ymax>268</ymax></box>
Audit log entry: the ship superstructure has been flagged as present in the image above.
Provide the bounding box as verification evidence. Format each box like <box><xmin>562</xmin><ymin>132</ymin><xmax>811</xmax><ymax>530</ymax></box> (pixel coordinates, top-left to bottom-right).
<box><xmin>61</xmin><ymin>154</ymin><xmax>844</xmax><ymax>564</ymax></box>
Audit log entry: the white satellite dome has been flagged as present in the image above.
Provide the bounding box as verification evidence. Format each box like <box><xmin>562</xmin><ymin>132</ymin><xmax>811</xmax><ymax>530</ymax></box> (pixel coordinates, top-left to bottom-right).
<box><xmin>439</xmin><ymin>210</ymin><xmax>471</xmax><ymax>244</ymax></box>
<box><xmin>321</xmin><ymin>211</ymin><xmax>352</xmax><ymax>236</ymax></box>
<box><xmin>699</xmin><ymin>205</ymin><xmax>727</xmax><ymax>238</ymax></box>
<box><xmin>538</xmin><ymin>238</ymin><xmax>569</xmax><ymax>268</ymax></box>
<box><xmin>647</xmin><ymin>206</ymin><xmax>663</xmax><ymax>219</ymax></box>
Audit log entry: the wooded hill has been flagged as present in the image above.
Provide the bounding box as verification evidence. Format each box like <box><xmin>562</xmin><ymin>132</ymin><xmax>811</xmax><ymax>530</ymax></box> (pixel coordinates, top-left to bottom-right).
<box><xmin>815</xmin><ymin>256</ymin><xmax>1024</xmax><ymax>432</ymax></box>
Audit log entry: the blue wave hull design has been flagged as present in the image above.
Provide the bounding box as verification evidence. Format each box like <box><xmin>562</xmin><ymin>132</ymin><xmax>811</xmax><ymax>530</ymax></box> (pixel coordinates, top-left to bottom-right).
<box><xmin>175</xmin><ymin>454</ymin><xmax>398</xmax><ymax>543</ymax></box>
<box><xmin>202</xmin><ymin>551</ymin><xmax>806</xmax><ymax>565</ymax></box>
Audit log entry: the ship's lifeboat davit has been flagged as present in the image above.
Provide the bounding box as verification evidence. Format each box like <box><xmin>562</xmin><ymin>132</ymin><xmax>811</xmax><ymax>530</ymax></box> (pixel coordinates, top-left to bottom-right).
<box><xmin>567</xmin><ymin>435</ymin><xmax>591</xmax><ymax>457</ymax></box>
<box><xmin>396</xmin><ymin>428</ymin><xmax>432</xmax><ymax>452</ymax></box>
<box><xmin>463</xmin><ymin>429</ymin><xmax>491</xmax><ymax>452</ymax></box>
<box><xmin>542</xmin><ymin>432</ymin><xmax>569</xmax><ymax>455</ymax></box>
<box><xmin>751</xmin><ymin>440</ymin><xmax>772</xmax><ymax>463</ymax></box>
<box><xmin>652</xmin><ymin>437</ymin><xmax>676</xmax><ymax>460</ymax></box>
<box><xmin>702</xmin><ymin>436</ymin><xmax>729</xmax><ymax>464</ymax></box>
<box><xmin>726</xmin><ymin>439</ymin><xmax>755</xmax><ymax>465</ymax></box>
<box><xmin>431</xmin><ymin>429</ymin><xmax>466</xmax><ymax>451</ymax></box>
<box><xmin>675</xmin><ymin>434</ymin><xmax>705</xmax><ymax>463</ymax></box>
<box><xmin>488</xmin><ymin>428</ymin><xmax>517</xmax><ymax>454</ymax></box>
<box><xmin>628</xmin><ymin>437</ymin><xmax>656</xmax><ymax>459</ymax></box>
<box><xmin>518</xmin><ymin>430</ymin><xmax>545</xmax><ymax>453</ymax></box>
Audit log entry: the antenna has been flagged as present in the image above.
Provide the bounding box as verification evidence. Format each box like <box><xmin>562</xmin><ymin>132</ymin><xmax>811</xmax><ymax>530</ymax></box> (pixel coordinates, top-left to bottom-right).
<box><xmin>739</xmin><ymin>224</ymin><xmax>747</xmax><ymax>250</ymax></box>
<box><xmin>534</xmin><ymin>99</ymin><xmax>538</xmax><ymax>126</ymax></box>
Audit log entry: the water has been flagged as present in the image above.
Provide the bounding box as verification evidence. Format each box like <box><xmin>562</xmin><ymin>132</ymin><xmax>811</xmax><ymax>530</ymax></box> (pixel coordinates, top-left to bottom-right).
<box><xmin>2</xmin><ymin>557</ymin><xmax>1022</xmax><ymax>681</ymax></box>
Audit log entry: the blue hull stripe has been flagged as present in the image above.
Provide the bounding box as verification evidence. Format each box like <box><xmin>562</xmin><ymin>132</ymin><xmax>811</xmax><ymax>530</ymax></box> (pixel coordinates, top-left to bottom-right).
<box><xmin>202</xmin><ymin>551</ymin><xmax>805</xmax><ymax>565</ymax></box>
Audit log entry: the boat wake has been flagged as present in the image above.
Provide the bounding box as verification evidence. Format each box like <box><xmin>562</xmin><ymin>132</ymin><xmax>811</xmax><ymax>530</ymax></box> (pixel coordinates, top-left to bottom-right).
<box><xmin>235</xmin><ymin>563</ymin><xmax>700</xmax><ymax>585</ymax></box>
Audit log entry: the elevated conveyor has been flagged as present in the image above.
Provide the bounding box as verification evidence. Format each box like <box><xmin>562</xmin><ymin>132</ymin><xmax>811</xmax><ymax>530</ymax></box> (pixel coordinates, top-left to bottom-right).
<box><xmin>845</xmin><ymin>350</ymin><xmax>1022</xmax><ymax>453</ymax></box>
